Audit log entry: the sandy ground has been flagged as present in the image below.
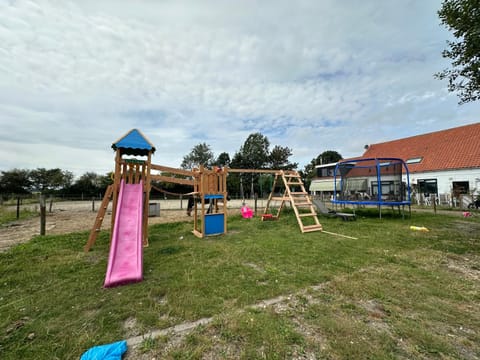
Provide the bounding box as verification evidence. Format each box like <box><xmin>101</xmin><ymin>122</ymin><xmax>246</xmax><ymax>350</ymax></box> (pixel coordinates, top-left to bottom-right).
<box><xmin>0</xmin><ymin>199</ymin><xmax>260</xmax><ymax>252</ymax></box>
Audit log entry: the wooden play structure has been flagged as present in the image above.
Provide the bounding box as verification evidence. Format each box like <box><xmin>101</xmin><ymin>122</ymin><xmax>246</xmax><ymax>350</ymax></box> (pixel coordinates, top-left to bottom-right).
<box><xmin>85</xmin><ymin>129</ymin><xmax>231</xmax><ymax>251</ymax></box>
<box><xmin>191</xmin><ymin>166</ymin><xmax>228</xmax><ymax>238</ymax></box>
<box><xmin>265</xmin><ymin>170</ymin><xmax>322</xmax><ymax>232</ymax></box>
<box><xmin>150</xmin><ymin>163</ymin><xmax>228</xmax><ymax>238</ymax></box>
<box><xmin>85</xmin><ymin>129</ymin><xmax>323</xmax><ymax>252</ymax></box>
<box><xmin>84</xmin><ymin>129</ymin><xmax>154</xmax><ymax>252</ymax></box>
<box><xmin>229</xmin><ymin>169</ymin><xmax>322</xmax><ymax>233</ymax></box>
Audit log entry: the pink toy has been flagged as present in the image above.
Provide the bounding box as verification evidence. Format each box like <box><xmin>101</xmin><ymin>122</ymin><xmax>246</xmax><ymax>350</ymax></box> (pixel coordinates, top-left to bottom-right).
<box><xmin>241</xmin><ymin>205</ymin><xmax>253</xmax><ymax>219</ymax></box>
<box><xmin>104</xmin><ymin>180</ymin><xmax>144</xmax><ymax>287</ymax></box>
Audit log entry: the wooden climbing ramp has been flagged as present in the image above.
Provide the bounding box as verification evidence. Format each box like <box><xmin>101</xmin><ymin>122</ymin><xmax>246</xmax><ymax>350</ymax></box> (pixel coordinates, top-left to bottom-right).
<box><xmin>264</xmin><ymin>170</ymin><xmax>322</xmax><ymax>233</ymax></box>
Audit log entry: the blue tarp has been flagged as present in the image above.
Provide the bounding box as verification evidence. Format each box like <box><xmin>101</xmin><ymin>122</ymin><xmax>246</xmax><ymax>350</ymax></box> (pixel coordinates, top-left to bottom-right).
<box><xmin>80</xmin><ymin>340</ymin><xmax>127</xmax><ymax>360</ymax></box>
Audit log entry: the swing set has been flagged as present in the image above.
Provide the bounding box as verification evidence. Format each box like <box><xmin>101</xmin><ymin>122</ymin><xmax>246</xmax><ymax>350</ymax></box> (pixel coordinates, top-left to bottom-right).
<box><xmin>85</xmin><ymin>129</ymin><xmax>356</xmax><ymax>287</ymax></box>
<box><xmin>85</xmin><ymin>129</ymin><xmax>334</xmax><ymax>253</ymax></box>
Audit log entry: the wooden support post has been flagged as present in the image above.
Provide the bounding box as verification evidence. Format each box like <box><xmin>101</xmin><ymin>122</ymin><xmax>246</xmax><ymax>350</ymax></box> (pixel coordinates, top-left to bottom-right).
<box><xmin>143</xmin><ymin>153</ymin><xmax>152</xmax><ymax>246</ymax></box>
<box><xmin>39</xmin><ymin>195</ymin><xmax>46</xmax><ymax>236</ymax></box>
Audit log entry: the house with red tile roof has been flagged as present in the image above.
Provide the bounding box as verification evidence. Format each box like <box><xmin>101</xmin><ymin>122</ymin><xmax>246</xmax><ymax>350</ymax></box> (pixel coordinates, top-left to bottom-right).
<box><xmin>310</xmin><ymin>122</ymin><xmax>480</xmax><ymax>205</ymax></box>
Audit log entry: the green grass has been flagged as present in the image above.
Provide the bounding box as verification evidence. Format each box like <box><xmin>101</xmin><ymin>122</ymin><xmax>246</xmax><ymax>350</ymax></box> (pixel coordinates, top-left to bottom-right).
<box><xmin>1</xmin><ymin>209</ymin><xmax>479</xmax><ymax>359</ymax></box>
<box><xmin>0</xmin><ymin>207</ymin><xmax>36</xmax><ymax>225</ymax></box>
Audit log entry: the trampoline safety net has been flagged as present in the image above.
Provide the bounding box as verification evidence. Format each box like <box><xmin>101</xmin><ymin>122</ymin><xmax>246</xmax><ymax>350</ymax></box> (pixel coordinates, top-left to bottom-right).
<box><xmin>333</xmin><ymin>158</ymin><xmax>411</xmax><ymax>205</ymax></box>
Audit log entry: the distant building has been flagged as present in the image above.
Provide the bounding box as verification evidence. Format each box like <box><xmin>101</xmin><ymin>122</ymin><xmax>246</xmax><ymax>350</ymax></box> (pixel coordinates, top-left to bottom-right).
<box><xmin>310</xmin><ymin>122</ymin><xmax>480</xmax><ymax>206</ymax></box>
<box><xmin>309</xmin><ymin>162</ymin><xmax>339</xmax><ymax>199</ymax></box>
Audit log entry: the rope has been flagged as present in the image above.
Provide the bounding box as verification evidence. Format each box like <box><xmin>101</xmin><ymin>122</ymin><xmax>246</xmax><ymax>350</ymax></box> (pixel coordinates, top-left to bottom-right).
<box><xmin>151</xmin><ymin>185</ymin><xmax>193</xmax><ymax>197</ymax></box>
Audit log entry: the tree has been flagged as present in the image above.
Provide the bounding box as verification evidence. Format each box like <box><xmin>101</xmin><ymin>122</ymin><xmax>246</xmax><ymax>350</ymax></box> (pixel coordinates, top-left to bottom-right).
<box><xmin>237</xmin><ymin>133</ymin><xmax>270</xmax><ymax>169</ymax></box>
<box><xmin>70</xmin><ymin>172</ymin><xmax>103</xmax><ymax>197</ymax></box>
<box><xmin>181</xmin><ymin>143</ymin><xmax>214</xmax><ymax>169</ymax></box>
<box><xmin>229</xmin><ymin>133</ymin><xmax>297</xmax><ymax>197</ymax></box>
<box><xmin>29</xmin><ymin>168</ymin><xmax>73</xmax><ymax>194</ymax></box>
<box><xmin>213</xmin><ymin>152</ymin><xmax>231</xmax><ymax>168</ymax></box>
<box><xmin>269</xmin><ymin>145</ymin><xmax>298</xmax><ymax>170</ymax></box>
<box><xmin>230</xmin><ymin>133</ymin><xmax>270</xmax><ymax>198</ymax></box>
<box><xmin>436</xmin><ymin>0</ymin><xmax>480</xmax><ymax>103</ymax></box>
<box><xmin>0</xmin><ymin>169</ymin><xmax>32</xmax><ymax>196</ymax></box>
<box><xmin>318</xmin><ymin>150</ymin><xmax>342</xmax><ymax>165</ymax></box>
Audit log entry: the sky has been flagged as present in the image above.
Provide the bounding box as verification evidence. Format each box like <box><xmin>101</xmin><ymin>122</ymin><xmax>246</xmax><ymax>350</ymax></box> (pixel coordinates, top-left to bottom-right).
<box><xmin>1</xmin><ymin>0</ymin><xmax>479</xmax><ymax>178</ymax></box>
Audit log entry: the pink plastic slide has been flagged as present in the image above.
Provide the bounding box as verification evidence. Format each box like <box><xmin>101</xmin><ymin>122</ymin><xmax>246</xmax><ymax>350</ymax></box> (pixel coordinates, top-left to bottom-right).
<box><xmin>104</xmin><ymin>180</ymin><xmax>144</xmax><ymax>287</ymax></box>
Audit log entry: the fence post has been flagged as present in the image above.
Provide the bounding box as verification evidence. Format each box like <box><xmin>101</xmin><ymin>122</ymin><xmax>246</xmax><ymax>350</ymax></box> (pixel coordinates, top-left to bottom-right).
<box><xmin>39</xmin><ymin>195</ymin><xmax>46</xmax><ymax>236</ymax></box>
<box><xmin>92</xmin><ymin>197</ymin><xmax>95</xmax><ymax>212</ymax></box>
<box><xmin>16</xmin><ymin>197</ymin><xmax>20</xmax><ymax>219</ymax></box>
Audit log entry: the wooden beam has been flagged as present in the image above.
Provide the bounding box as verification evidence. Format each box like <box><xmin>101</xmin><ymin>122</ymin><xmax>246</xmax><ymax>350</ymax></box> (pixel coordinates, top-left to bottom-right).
<box><xmin>150</xmin><ymin>174</ymin><xmax>194</xmax><ymax>186</ymax></box>
<box><xmin>151</xmin><ymin>164</ymin><xmax>195</xmax><ymax>177</ymax></box>
<box><xmin>227</xmin><ymin>168</ymin><xmax>280</xmax><ymax>174</ymax></box>
<box><xmin>322</xmin><ymin>230</ymin><xmax>358</xmax><ymax>240</ymax></box>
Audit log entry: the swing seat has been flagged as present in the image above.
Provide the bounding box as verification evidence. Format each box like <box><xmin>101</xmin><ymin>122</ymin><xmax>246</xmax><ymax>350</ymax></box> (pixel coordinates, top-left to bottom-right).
<box><xmin>261</xmin><ymin>213</ymin><xmax>276</xmax><ymax>221</ymax></box>
<box><xmin>241</xmin><ymin>206</ymin><xmax>253</xmax><ymax>218</ymax></box>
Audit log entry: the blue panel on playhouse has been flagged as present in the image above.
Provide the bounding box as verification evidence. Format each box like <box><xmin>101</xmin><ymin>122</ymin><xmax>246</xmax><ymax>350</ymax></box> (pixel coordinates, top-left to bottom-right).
<box><xmin>205</xmin><ymin>214</ymin><xmax>224</xmax><ymax>235</ymax></box>
<box><xmin>204</xmin><ymin>194</ymin><xmax>224</xmax><ymax>200</ymax></box>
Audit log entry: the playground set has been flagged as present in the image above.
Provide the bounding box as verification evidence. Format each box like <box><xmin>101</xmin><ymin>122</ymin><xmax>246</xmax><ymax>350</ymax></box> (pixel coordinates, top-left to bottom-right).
<box><xmin>84</xmin><ymin>129</ymin><xmax>324</xmax><ymax>287</ymax></box>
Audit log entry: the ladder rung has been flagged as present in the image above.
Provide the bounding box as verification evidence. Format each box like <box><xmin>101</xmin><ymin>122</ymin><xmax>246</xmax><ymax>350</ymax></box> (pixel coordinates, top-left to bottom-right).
<box><xmin>299</xmin><ymin>212</ymin><xmax>317</xmax><ymax>217</ymax></box>
<box><xmin>302</xmin><ymin>225</ymin><xmax>322</xmax><ymax>232</ymax></box>
<box><xmin>294</xmin><ymin>202</ymin><xmax>311</xmax><ymax>206</ymax></box>
<box><xmin>271</xmin><ymin>196</ymin><xmax>290</xmax><ymax>201</ymax></box>
<box><xmin>291</xmin><ymin>191</ymin><xmax>307</xmax><ymax>195</ymax></box>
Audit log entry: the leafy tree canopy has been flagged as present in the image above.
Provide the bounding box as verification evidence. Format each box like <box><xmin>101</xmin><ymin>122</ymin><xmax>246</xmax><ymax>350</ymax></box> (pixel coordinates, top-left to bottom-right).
<box><xmin>436</xmin><ymin>0</ymin><xmax>480</xmax><ymax>103</ymax></box>
<box><xmin>269</xmin><ymin>145</ymin><xmax>298</xmax><ymax>170</ymax></box>
<box><xmin>228</xmin><ymin>132</ymin><xmax>298</xmax><ymax>197</ymax></box>
<box><xmin>181</xmin><ymin>143</ymin><xmax>215</xmax><ymax>169</ymax></box>
<box><xmin>236</xmin><ymin>133</ymin><xmax>270</xmax><ymax>169</ymax></box>
<box><xmin>67</xmin><ymin>172</ymin><xmax>110</xmax><ymax>197</ymax></box>
<box><xmin>214</xmin><ymin>152</ymin><xmax>231</xmax><ymax>167</ymax></box>
<box><xmin>0</xmin><ymin>169</ymin><xmax>32</xmax><ymax>194</ymax></box>
<box><xmin>29</xmin><ymin>168</ymin><xmax>74</xmax><ymax>194</ymax></box>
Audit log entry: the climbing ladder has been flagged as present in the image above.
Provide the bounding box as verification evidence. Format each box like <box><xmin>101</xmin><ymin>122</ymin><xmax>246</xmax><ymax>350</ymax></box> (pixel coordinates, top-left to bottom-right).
<box><xmin>84</xmin><ymin>184</ymin><xmax>113</xmax><ymax>252</ymax></box>
<box><xmin>264</xmin><ymin>171</ymin><xmax>322</xmax><ymax>233</ymax></box>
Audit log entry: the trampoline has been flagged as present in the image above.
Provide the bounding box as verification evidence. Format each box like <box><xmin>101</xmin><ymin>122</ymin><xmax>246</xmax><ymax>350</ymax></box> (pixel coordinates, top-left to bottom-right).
<box><xmin>332</xmin><ymin>157</ymin><xmax>411</xmax><ymax>217</ymax></box>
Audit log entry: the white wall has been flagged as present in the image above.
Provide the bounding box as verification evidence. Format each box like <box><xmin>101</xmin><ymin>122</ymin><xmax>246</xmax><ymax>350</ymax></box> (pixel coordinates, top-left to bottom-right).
<box><xmin>409</xmin><ymin>169</ymin><xmax>480</xmax><ymax>195</ymax></box>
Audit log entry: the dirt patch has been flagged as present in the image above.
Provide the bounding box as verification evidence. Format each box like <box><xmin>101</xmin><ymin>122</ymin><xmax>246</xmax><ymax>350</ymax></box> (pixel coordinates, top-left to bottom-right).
<box><xmin>0</xmin><ymin>200</ymin><xmax>246</xmax><ymax>252</ymax></box>
<box><xmin>444</xmin><ymin>254</ymin><xmax>480</xmax><ymax>282</ymax></box>
<box><xmin>0</xmin><ymin>206</ymin><xmax>191</xmax><ymax>253</ymax></box>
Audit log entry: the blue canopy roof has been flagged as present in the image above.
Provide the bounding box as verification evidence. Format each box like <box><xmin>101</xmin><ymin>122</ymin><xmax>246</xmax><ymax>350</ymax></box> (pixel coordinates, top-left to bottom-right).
<box><xmin>112</xmin><ymin>129</ymin><xmax>156</xmax><ymax>156</ymax></box>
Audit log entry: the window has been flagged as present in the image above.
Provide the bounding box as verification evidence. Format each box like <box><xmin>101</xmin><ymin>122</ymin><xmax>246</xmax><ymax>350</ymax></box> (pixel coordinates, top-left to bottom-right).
<box><xmin>417</xmin><ymin>179</ymin><xmax>438</xmax><ymax>196</ymax></box>
<box><xmin>406</xmin><ymin>157</ymin><xmax>423</xmax><ymax>164</ymax></box>
<box><xmin>452</xmin><ymin>181</ymin><xmax>469</xmax><ymax>195</ymax></box>
<box><xmin>316</xmin><ymin>166</ymin><xmax>335</xmax><ymax>178</ymax></box>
